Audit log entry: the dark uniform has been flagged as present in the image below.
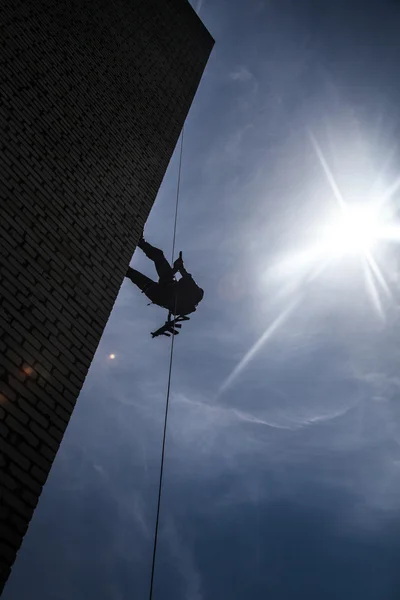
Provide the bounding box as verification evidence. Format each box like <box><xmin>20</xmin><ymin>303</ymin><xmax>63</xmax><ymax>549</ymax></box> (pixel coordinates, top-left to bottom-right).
<box><xmin>126</xmin><ymin>239</ymin><xmax>204</xmax><ymax>316</ymax></box>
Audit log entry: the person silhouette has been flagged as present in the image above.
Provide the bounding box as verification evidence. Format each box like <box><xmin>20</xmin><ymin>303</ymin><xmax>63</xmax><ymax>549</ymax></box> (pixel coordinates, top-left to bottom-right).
<box><xmin>126</xmin><ymin>237</ymin><xmax>204</xmax><ymax>319</ymax></box>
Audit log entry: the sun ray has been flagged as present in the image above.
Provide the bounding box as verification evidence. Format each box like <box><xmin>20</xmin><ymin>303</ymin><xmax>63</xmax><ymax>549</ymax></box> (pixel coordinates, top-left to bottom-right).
<box><xmin>364</xmin><ymin>250</ymin><xmax>392</xmax><ymax>299</ymax></box>
<box><xmin>371</xmin><ymin>146</ymin><xmax>398</xmax><ymax>197</ymax></box>
<box><xmin>219</xmin><ymin>298</ymin><xmax>300</xmax><ymax>395</ymax></box>
<box><xmin>309</xmin><ymin>132</ymin><xmax>347</xmax><ymax>212</ymax></box>
<box><xmin>381</xmin><ymin>174</ymin><xmax>400</xmax><ymax>204</ymax></box>
<box><xmin>362</xmin><ymin>259</ymin><xmax>384</xmax><ymax>320</ymax></box>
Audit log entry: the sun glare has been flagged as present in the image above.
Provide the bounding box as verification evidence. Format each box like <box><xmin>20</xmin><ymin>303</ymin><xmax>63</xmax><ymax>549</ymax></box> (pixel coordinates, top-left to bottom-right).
<box><xmin>324</xmin><ymin>205</ymin><xmax>381</xmax><ymax>257</ymax></box>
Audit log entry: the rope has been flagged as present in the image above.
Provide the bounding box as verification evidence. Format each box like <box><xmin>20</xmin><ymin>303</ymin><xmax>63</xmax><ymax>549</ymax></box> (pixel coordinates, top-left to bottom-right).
<box><xmin>148</xmin><ymin>125</ymin><xmax>184</xmax><ymax>600</ymax></box>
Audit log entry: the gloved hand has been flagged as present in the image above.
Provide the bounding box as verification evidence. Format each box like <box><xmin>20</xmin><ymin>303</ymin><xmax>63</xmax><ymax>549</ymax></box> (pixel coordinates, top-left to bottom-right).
<box><xmin>173</xmin><ymin>251</ymin><xmax>184</xmax><ymax>271</ymax></box>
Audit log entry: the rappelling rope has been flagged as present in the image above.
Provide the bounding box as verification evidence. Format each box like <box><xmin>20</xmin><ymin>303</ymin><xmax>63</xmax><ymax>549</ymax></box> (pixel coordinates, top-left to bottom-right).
<box><xmin>148</xmin><ymin>125</ymin><xmax>184</xmax><ymax>600</ymax></box>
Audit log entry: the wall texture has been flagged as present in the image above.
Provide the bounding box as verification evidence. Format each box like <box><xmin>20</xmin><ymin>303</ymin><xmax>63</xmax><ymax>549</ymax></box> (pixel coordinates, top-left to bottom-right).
<box><xmin>0</xmin><ymin>0</ymin><xmax>214</xmax><ymax>591</ymax></box>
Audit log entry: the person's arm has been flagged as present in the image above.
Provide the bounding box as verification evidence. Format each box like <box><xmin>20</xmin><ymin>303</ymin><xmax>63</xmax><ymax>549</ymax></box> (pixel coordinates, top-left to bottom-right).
<box><xmin>177</xmin><ymin>264</ymin><xmax>191</xmax><ymax>278</ymax></box>
<box><xmin>173</xmin><ymin>251</ymin><xmax>192</xmax><ymax>278</ymax></box>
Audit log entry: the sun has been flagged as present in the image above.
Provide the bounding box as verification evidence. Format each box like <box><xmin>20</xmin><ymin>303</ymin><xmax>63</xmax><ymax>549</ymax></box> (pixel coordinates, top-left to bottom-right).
<box><xmin>323</xmin><ymin>205</ymin><xmax>382</xmax><ymax>257</ymax></box>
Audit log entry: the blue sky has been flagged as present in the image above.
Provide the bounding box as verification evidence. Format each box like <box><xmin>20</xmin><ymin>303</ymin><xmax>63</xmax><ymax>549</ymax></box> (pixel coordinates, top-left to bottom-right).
<box><xmin>5</xmin><ymin>0</ymin><xmax>400</xmax><ymax>598</ymax></box>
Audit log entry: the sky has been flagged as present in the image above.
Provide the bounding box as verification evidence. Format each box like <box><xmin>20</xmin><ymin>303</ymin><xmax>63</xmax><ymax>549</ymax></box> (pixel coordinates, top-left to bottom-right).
<box><xmin>5</xmin><ymin>0</ymin><xmax>400</xmax><ymax>598</ymax></box>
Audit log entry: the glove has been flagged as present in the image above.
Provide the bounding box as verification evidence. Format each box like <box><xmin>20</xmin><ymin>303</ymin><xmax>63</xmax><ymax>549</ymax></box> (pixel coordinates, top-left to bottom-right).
<box><xmin>173</xmin><ymin>251</ymin><xmax>184</xmax><ymax>271</ymax></box>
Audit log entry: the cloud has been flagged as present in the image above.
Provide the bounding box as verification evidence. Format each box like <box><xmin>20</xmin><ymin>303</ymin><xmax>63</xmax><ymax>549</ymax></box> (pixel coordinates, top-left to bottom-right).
<box><xmin>164</xmin><ymin>517</ymin><xmax>203</xmax><ymax>600</ymax></box>
<box><xmin>173</xmin><ymin>392</ymin><xmax>297</xmax><ymax>434</ymax></box>
<box><xmin>195</xmin><ymin>0</ymin><xmax>204</xmax><ymax>15</ymax></box>
<box><xmin>229</xmin><ymin>66</ymin><xmax>254</xmax><ymax>83</ymax></box>
<box><xmin>222</xmin><ymin>122</ymin><xmax>254</xmax><ymax>160</ymax></box>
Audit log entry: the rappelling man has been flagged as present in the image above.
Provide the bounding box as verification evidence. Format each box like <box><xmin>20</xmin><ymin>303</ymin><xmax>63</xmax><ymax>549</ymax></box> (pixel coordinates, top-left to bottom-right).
<box><xmin>126</xmin><ymin>237</ymin><xmax>204</xmax><ymax>337</ymax></box>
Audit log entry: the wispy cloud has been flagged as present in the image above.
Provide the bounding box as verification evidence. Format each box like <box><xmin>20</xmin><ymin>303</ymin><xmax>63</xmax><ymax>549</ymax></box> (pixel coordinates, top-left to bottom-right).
<box><xmin>164</xmin><ymin>517</ymin><xmax>203</xmax><ymax>600</ymax></box>
<box><xmin>222</xmin><ymin>123</ymin><xmax>254</xmax><ymax>159</ymax></box>
<box><xmin>229</xmin><ymin>66</ymin><xmax>254</xmax><ymax>83</ymax></box>
<box><xmin>195</xmin><ymin>0</ymin><xmax>204</xmax><ymax>15</ymax></box>
<box><xmin>174</xmin><ymin>392</ymin><xmax>297</xmax><ymax>434</ymax></box>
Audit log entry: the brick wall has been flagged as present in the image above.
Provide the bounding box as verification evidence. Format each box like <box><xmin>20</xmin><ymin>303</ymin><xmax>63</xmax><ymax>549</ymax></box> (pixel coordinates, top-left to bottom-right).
<box><xmin>0</xmin><ymin>0</ymin><xmax>214</xmax><ymax>591</ymax></box>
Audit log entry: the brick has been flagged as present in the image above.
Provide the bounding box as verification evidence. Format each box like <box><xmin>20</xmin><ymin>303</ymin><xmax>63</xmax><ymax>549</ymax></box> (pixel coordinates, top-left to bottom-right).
<box><xmin>48</xmin><ymin>426</ymin><xmax>63</xmax><ymax>443</ymax></box>
<box><xmin>9</xmin><ymin>463</ymin><xmax>42</xmax><ymax>495</ymax></box>
<box><xmin>48</xmin><ymin>374</ymin><xmax>64</xmax><ymax>394</ymax></box>
<box><xmin>39</xmin><ymin>444</ymin><xmax>56</xmax><ymax>462</ymax></box>
<box><xmin>21</xmin><ymin>362</ymin><xmax>38</xmax><ymax>378</ymax></box>
<box><xmin>55</xmin><ymin>404</ymin><xmax>70</xmax><ymax>423</ymax></box>
<box><xmin>52</xmin><ymin>369</ymin><xmax>80</xmax><ymax>395</ymax></box>
<box><xmin>11</xmin><ymin>320</ymin><xmax>34</xmax><ymax>343</ymax></box>
<box><xmin>0</xmin><ymin>422</ymin><xmax>9</xmax><ymax>439</ymax></box>
<box><xmin>43</xmin><ymin>405</ymin><xmax>66</xmax><ymax>431</ymax></box>
<box><xmin>36</xmin><ymin>400</ymin><xmax>55</xmax><ymax>417</ymax></box>
<box><xmin>1</xmin><ymin>440</ymin><xmax>31</xmax><ymax>471</ymax></box>
<box><xmin>0</xmin><ymin>356</ymin><xmax>26</xmax><ymax>384</ymax></box>
<box><xmin>45</xmin><ymin>382</ymin><xmax>74</xmax><ymax>412</ymax></box>
<box><xmin>0</xmin><ymin>400</ymin><xmax>30</xmax><ymax>429</ymax></box>
<box><xmin>5</xmin><ymin>348</ymin><xmax>22</xmax><ymax>367</ymax></box>
<box><xmin>51</xmin><ymin>334</ymin><xmax>71</xmax><ymax>350</ymax></box>
<box><xmin>30</xmin><ymin>465</ymin><xmax>48</xmax><ymax>485</ymax></box>
<box><xmin>7</xmin><ymin>415</ymin><xmax>39</xmax><ymax>448</ymax></box>
<box><xmin>0</xmin><ymin>525</ymin><xmax>21</xmax><ymax>549</ymax></box>
<box><xmin>2</xmin><ymin>490</ymin><xmax>33</xmax><ymax>519</ymax></box>
<box><xmin>2</xmin><ymin>301</ymin><xmax>32</xmax><ymax>332</ymax></box>
<box><xmin>31</xmin><ymin>361</ymin><xmax>52</xmax><ymax>381</ymax></box>
<box><xmin>19</xmin><ymin>443</ymin><xmax>51</xmax><ymax>472</ymax></box>
<box><xmin>10</xmin><ymin>514</ymin><xmax>28</xmax><ymax>536</ymax></box>
<box><xmin>24</xmin><ymin>379</ymin><xmax>54</xmax><ymax>407</ymax></box>
<box><xmin>69</xmin><ymin>372</ymin><xmax>83</xmax><ymax>388</ymax></box>
<box><xmin>0</xmin><ymin>382</ymin><xmax>17</xmax><ymax>403</ymax></box>
<box><xmin>58</xmin><ymin>347</ymin><xmax>78</xmax><ymax>369</ymax></box>
<box><xmin>43</xmin><ymin>350</ymin><xmax>69</xmax><ymax>374</ymax></box>
<box><xmin>1</xmin><ymin>472</ymin><xmax>17</xmax><ymax>492</ymax></box>
<box><xmin>29</xmin><ymin>421</ymin><xmax>58</xmax><ymax>451</ymax></box>
<box><xmin>0</xmin><ymin>289</ymin><xmax>22</xmax><ymax>312</ymax></box>
<box><xmin>21</xmin><ymin>490</ymin><xmax>38</xmax><ymax>509</ymax></box>
<box><xmin>21</xmin><ymin>333</ymin><xmax>41</xmax><ymax>352</ymax></box>
<box><xmin>17</xmin><ymin>397</ymin><xmax>49</xmax><ymax>429</ymax></box>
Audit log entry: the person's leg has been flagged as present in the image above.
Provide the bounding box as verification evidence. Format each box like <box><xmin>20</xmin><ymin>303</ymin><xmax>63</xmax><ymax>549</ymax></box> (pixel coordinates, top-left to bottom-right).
<box><xmin>126</xmin><ymin>267</ymin><xmax>155</xmax><ymax>293</ymax></box>
<box><xmin>126</xmin><ymin>266</ymin><xmax>169</xmax><ymax>307</ymax></box>
<box><xmin>138</xmin><ymin>239</ymin><xmax>174</xmax><ymax>283</ymax></box>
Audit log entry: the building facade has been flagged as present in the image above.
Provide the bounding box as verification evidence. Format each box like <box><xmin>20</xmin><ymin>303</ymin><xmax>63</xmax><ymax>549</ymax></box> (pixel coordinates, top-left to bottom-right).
<box><xmin>0</xmin><ymin>0</ymin><xmax>213</xmax><ymax>591</ymax></box>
